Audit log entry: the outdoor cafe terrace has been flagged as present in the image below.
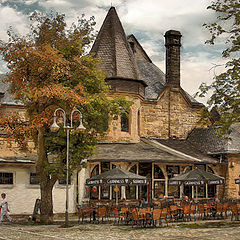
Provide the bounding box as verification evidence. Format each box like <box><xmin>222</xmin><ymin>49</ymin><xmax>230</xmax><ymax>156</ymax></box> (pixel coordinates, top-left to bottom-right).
<box><xmin>77</xmin><ymin>197</ymin><xmax>240</xmax><ymax>228</ymax></box>
<box><xmin>73</xmin><ymin>167</ymin><xmax>240</xmax><ymax>227</ymax></box>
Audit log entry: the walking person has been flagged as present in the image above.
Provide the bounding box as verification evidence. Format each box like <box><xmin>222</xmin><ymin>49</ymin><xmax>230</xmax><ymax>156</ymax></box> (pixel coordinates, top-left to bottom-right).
<box><xmin>0</xmin><ymin>193</ymin><xmax>12</xmax><ymax>222</ymax></box>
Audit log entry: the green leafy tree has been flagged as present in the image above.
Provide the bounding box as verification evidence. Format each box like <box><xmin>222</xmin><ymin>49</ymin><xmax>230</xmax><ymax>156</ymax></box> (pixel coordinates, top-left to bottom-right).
<box><xmin>0</xmin><ymin>12</ymin><xmax>130</xmax><ymax>223</ymax></box>
<box><xmin>198</xmin><ymin>0</ymin><xmax>240</xmax><ymax>134</ymax></box>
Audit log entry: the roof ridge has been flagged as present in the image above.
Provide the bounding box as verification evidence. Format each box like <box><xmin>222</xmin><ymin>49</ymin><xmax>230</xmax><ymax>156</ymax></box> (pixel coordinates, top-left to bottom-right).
<box><xmin>143</xmin><ymin>138</ymin><xmax>202</xmax><ymax>162</ymax></box>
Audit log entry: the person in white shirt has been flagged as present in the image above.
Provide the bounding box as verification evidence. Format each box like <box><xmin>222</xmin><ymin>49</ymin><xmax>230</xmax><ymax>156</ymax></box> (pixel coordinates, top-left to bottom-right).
<box><xmin>0</xmin><ymin>193</ymin><xmax>12</xmax><ymax>222</ymax></box>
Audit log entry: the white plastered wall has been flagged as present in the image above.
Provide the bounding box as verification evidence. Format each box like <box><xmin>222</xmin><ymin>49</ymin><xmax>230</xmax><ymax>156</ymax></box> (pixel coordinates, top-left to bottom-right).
<box><xmin>0</xmin><ymin>164</ymin><xmax>76</xmax><ymax>215</ymax></box>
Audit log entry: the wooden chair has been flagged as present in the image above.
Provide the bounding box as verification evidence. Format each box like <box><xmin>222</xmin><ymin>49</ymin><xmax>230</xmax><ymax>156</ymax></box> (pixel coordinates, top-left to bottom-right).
<box><xmin>222</xmin><ymin>202</ymin><xmax>228</xmax><ymax>218</ymax></box>
<box><xmin>131</xmin><ymin>209</ymin><xmax>145</xmax><ymax>227</ymax></box>
<box><xmin>77</xmin><ymin>205</ymin><xmax>92</xmax><ymax>223</ymax></box>
<box><xmin>114</xmin><ymin>208</ymin><xmax>124</xmax><ymax>225</ymax></box>
<box><xmin>183</xmin><ymin>204</ymin><xmax>191</xmax><ymax>221</ymax></box>
<box><xmin>97</xmin><ymin>207</ymin><xmax>107</xmax><ymax>223</ymax></box>
<box><xmin>121</xmin><ymin>207</ymin><xmax>130</xmax><ymax>225</ymax></box>
<box><xmin>198</xmin><ymin>204</ymin><xmax>208</xmax><ymax>220</ymax></box>
<box><xmin>215</xmin><ymin>203</ymin><xmax>223</xmax><ymax>219</ymax></box>
<box><xmin>190</xmin><ymin>204</ymin><xmax>196</xmax><ymax>221</ymax></box>
<box><xmin>159</xmin><ymin>208</ymin><xmax>168</xmax><ymax>227</ymax></box>
<box><xmin>169</xmin><ymin>205</ymin><xmax>179</xmax><ymax>221</ymax></box>
<box><xmin>152</xmin><ymin>209</ymin><xmax>161</xmax><ymax>227</ymax></box>
<box><xmin>231</xmin><ymin>204</ymin><xmax>239</xmax><ymax>221</ymax></box>
<box><xmin>138</xmin><ymin>208</ymin><xmax>147</xmax><ymax>215</ymax></box>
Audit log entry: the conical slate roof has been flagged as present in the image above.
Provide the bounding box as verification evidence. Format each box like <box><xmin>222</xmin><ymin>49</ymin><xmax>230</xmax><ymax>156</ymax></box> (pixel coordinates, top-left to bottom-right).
<box><xmin>91</xmin><ymin>7</ymin><xmax>140</xmax><ymax>80</ymax></box>
<box><xmin>169</xmin><ymin>168</ymin><xmax>224</xmax><ymax>186</ymax></box>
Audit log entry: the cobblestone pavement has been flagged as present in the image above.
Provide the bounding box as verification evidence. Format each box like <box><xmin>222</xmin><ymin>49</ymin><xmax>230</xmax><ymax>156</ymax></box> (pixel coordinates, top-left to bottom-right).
<box><xmin>0</xmin><ymin>221</ymin><xmax>240</xmax><ymax>240</ymax></box>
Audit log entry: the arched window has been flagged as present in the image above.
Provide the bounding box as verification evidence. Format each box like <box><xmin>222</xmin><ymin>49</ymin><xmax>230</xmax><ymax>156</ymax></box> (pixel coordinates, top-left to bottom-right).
<box><xmin>91</xmin><ymin>165</ymin><xmax>99</xmax><ymax>177</ymax></box>
<box><xmin>183</xmin><ymin>166</ymin><xmax>192</xmax><ymax>173</ymax></box>
<box><xmin>129</xmin><ymin>165</ymin><xmax>137</xmax><ymax>174</ymax></box>
<box><xmin>90</xmin><ymin>165</ymin><xmax>99</xmax><ymax>199</ymax></box>
<box><xmin>153</xmin><ymin>165</ymin><xmax>165</xmax><ymax>199</ymax></box>
<box><xmin>167</xmin><ymin>165</ymin><xmax>180</xmax><ymax>198</ymax></box>
<box><xmin>126</xmin><ymin>165</ymin><xmax>137</xmax><ymax>199</ymax></box>
<box><xmin>154</xmin><ymin>165</ymin><xmax>165</xmax><ymax>179</ymax></box>
<box><xmin>121</xmin><ymin>110</ymin><xmax>129</xmax><ymax>132</ymax></box>
<box><xmin>207</xmin><ymin>166</ymin><xmax>214</xmax><ymax>174</ymax></box>
<box><xmin>137</xmin><ymin>109</ymin><xmax>140</xmax><ymax>136</ymax></box>
<box><xmin>207</xmin><ymin>166</ymin><xmax>216</xmax><ymax>198</ymax></box>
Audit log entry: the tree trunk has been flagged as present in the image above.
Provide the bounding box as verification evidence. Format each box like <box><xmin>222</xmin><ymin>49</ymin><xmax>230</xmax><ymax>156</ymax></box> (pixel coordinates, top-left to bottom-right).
<box><xmin>40</xmin><ymin>181</ymin><xmax>54</xmax><ymax>223</ymax></box>
<box><xmin>36</xmin><ymin>127</ymin><xmax>56</xmax><ymax>224</ymax></box>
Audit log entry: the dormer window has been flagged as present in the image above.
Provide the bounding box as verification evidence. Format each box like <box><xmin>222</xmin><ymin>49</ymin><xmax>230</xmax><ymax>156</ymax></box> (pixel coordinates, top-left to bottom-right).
<box><xmin>129</xmin><ymin>41</ymin><xmax>135</xmax><ymax>53</ymax></box>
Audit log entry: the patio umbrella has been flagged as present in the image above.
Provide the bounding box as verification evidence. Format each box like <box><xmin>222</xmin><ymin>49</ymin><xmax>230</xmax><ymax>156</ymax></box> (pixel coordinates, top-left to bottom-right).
<box><xmin>86</xmin><ymin>167</ymin><xmax>149</xmax><ymax>204</ymax></box>
<box><xmin>169</xmin><ymin>168</ymin><xmax>224</xmax><ymax>200</ymax></box>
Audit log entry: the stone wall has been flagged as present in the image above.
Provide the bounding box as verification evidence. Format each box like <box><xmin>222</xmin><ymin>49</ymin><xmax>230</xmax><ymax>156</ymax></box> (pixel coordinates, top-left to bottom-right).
<box><xmin>0</xmin><ymin>138</ymin><xmax>35</xmax><ymax>157</ymax></box>
<box><xmin>140</xmin><ymin>87</ymin><xmax>202</xmax><ymax>139</ymax></box>
<box><xmin>102</xmin><ymin>94</ymin><xmax>141</xmax><ymax>143</ymax></box>
<box><xmin>0</xmin><ymin>105</ymin><xmax>26</xmax><ymax>119</ymax></box>
<box><xmin>224</xmin><ymin>154</ymin><xmax>240</xmax><ymax>199</ymax></box>
<box><xmin>0</xmin><ymin>104</ymin><xmax>35</xmax><ymax>157</ymax></box>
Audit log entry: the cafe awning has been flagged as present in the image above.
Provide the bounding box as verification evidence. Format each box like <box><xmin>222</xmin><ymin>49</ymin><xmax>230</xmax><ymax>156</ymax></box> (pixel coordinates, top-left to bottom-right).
<box><xmin>86</xmin><ymin>167</ymin><xmax>149</xmax><ymax>186</ymax></box>
<box><xmin>169</xmin><ymin>168</ymin><xmax>225</xmax><ymax>186</ymax></box>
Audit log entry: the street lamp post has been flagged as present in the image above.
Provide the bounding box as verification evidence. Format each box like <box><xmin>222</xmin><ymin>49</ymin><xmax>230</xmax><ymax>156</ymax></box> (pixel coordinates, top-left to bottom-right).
<box><xmin>50</xmin><ymin>108</ymin><xmax>85</xmax><ymax>226</ymax></box>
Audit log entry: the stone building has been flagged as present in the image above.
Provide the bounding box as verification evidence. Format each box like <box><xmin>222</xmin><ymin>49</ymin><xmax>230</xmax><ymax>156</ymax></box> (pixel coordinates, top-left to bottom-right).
<box><xmin>81</xmin><ymin>7</ymin><xmax>223</xmax><ymax>204</ymax></box>
<box><xmin>0</xmin><ymin>7</ymin><xmax>239</xmax><ymax>215</ymax></box>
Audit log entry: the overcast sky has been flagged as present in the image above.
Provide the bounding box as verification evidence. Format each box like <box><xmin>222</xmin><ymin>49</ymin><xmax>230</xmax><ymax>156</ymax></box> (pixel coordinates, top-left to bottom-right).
<box><xmin>0</xmin><ymin>0</ymin><xmax>225</xmax><ymax>104</ymax></box>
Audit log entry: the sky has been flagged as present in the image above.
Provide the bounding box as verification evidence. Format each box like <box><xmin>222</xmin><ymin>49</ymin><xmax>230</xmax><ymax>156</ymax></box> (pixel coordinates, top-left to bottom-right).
<box><xmin>0</xmin><ymin>0</ymin><xmax>226</xmax><ymax>104</ymax></box>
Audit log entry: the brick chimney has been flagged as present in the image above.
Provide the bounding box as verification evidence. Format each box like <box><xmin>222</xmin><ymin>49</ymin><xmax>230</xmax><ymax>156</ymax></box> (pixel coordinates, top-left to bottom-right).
<box><xmin>164</xmin><ymin>30</ymin><xmax>182</xmax><ymax>89</ymax></box>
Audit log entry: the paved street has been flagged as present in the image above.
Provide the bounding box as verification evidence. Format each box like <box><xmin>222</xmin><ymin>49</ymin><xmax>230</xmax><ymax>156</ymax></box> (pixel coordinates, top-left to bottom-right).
<box><xmin>0</xmin><ymin>221</ymin><xmax>240</xmax><ymax>240</ymax></box>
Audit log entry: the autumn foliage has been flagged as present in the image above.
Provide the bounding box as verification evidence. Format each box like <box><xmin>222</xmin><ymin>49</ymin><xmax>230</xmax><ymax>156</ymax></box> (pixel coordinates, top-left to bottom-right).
<box><xmin>0</xmin><ymin>12</ymin><xmax>130</xmax><ymax>223</ymax></box>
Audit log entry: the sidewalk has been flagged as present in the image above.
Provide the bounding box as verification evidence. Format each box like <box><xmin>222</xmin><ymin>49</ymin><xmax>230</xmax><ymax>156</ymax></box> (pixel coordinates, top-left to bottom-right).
<box><xmin>0</xmin><ymin>219</ymin><xmax>240</xmax><ymax>240</ymax></box>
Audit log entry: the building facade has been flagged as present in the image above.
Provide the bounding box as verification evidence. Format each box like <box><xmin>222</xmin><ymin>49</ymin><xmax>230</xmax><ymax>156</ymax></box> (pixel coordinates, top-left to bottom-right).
<box><xmin>0</xmin><ymin>7</ymin><xmax>239</xmax><ymax>215</ymax></box>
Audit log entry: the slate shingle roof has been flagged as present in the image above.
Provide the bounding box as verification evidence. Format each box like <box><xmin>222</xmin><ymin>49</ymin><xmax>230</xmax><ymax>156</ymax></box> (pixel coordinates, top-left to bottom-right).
<box><xmin>90</xmin><ymin>7</ymin><xmax>140</xmax><ymax>80</ymax></box>
<box><xmin>136</xmin><ymin>60</ymin><xmax>165</xmax><ymax>100</ymax></box>
<box><xmin>188</xmin><ymin>124</ymin><xmax>240</xmax><ymax>154</ymax></box>
<box><xmin>154</xmin><ymin>138</ymin><xmax>218</xmax><ymax>163</ymax></box>
<box><xmin>91</xmin><ymin>7</ymin><xmax>203</xmax><ymax>106</ymax></box>
<box><xmin>89</xmin><ymin>138</ymin><xmax>218</xmax><ymax>164</ymax></box>
<box><xmin>0</xmin><ymin>154</ymin><xmax>36</xmax><ymax>164</ymax></box>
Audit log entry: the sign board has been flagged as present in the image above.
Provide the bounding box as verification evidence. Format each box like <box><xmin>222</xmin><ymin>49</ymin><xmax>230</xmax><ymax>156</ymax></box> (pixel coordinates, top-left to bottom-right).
<box><xmin>32</xmin><ymin>198</ymin><xmax>40</xmax><ymax>222</ymax></box>
<box><xmin>168</xmin><ymin>180</ymin><xmax>181</xmax><ymax>186</ymax></box>
<box><xmin>184</xmin><ymin>180</ymin><xmax>205</xmax><ymax>186</ymax></box>
<box><xmin>86</xmin><ymin>178</ymin><xmax>148</xmax><ymax>186</ymax></box>
<box><xmin>169</xmin><ymin>179</ymin><xmax>224</xmax><ymax>186</ymax></box>
<box><xmin>208</xmin><ymin>179</ymin><xmax>224</xmax><ymax>185</ymax></box>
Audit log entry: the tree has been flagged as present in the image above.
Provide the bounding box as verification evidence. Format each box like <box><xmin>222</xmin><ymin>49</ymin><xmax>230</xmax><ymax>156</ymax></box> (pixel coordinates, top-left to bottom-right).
<box><xmin>0</xmin><ymin>12</ymin><xmax>130</xmax><ymax>223</ymax></box>
<box><xmin>198</xmin><ymin>0</ymin><xmax>240</xmax><ymax>135</ymax></box>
